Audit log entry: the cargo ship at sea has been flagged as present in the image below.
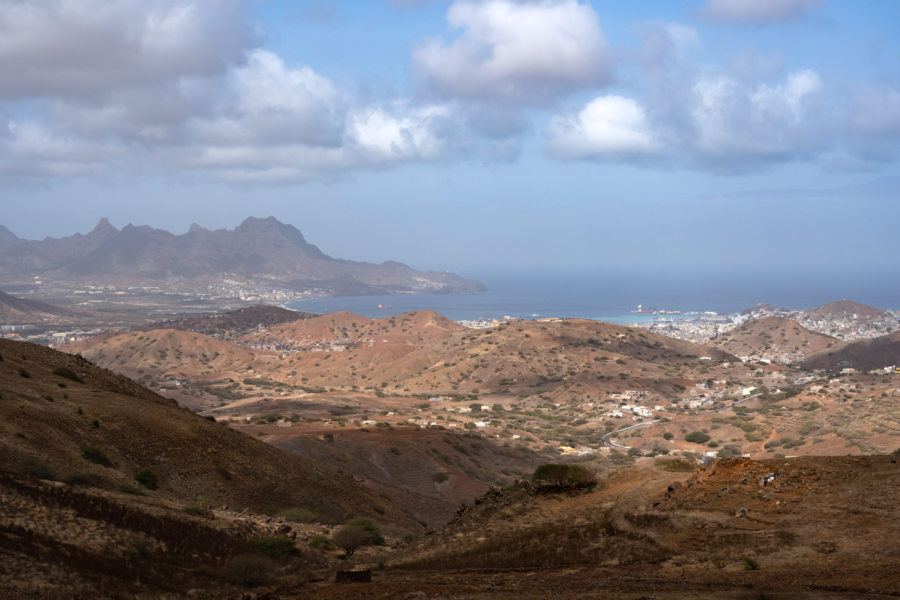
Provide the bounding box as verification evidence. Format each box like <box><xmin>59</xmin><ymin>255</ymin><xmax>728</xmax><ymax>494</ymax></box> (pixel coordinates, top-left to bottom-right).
<box><xmin>631</xmin><ymin>304</ymin><xmax>655</xmax><ymax>314</ymax></box>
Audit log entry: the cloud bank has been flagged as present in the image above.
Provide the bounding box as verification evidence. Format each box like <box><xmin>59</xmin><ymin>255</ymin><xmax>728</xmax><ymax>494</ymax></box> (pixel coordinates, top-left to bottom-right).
<box><xmin>0</xmin><ymin>0</ymin><xmax>896</xmax><ymax>183</ymax></box>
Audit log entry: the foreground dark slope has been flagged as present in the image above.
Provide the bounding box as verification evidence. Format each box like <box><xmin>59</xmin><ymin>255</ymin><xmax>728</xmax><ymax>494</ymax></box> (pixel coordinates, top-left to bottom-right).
<box><xmin>0</xmin><ymin>338</ymin><xmax>419</xmax><ymax>596</ymax></box>
<box><xmin>358</xmin><ymin>456</ymin><xmax>900</xmax><ymax>599</ymax></box>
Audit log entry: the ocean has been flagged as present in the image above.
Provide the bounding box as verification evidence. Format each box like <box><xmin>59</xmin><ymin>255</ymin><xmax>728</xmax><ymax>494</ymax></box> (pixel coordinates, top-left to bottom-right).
<box><xmin>285</xmin><ymin>268</ymin><xmax>900</xmax><ymax>323</ymax></box>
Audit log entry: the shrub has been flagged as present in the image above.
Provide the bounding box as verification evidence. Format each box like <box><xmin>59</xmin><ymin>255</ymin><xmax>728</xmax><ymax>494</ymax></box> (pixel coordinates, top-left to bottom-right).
<box><xmin>251</xmin><ymin>537</ymin><xmax>298</xmax><ymax>560</ymax></box>
<box><xmin>662</xmin><ymin>432</ymin><xmax>674</xmax><ymax>440</ymax></box>
<box><xmin>309</xmin><ymin>534</ymin><xmax>334</xmax><ymax>550</ymax></box>
<box><xmin>220</xmin><ymin>554</ymin><xmax>275</xmax><ymax>587</ymax></box>
<box><xmin>53</xmin><ymin>366</ymin><xmax>83</xmax><ymax>383</ymax></box>
<box><xmin>134</xmin><ymin>468</ymin><xmax>158</xmax><ymax>490</ymax></box>
<box><xmin>278</xmin><ymin>508</ymin><xmax>319</xmax><ymax>523</ymax></box>
<box><xmin>332</xmin><ymin>517</ymin><xmax>384</xmax><ymax>556</ymax></box>
<box><xmin>431</xmin><ymin>471</ymin><xmax>449</xmax><ymax>483</ymax></box>
<box><xmin>531</xmin><ymin>463</ymin><xmax>596</xmax><ymax>489</ymax></box>
<box><xmin>18</xmin><ymin>368</ymin><xmax>30</xmax><ymax>378</ymax></box>
<box><xmin>65</xmin><ymin>473</ymin><xmax>109</xmax><ymax>488</ymax></box>
<box><xmin>21</xmin><ymin>457</ymin><xmax>56</xmax><ymax>480</ymax></box>
<box><xmin>684</xmin><ymin>431</ymin><xmax>711</xmax><ymax>444</ymax></box>
<box><xmin>81</xmin><ymin>446</ymin><xmax>112</xmax><ymax>467</ymax></box>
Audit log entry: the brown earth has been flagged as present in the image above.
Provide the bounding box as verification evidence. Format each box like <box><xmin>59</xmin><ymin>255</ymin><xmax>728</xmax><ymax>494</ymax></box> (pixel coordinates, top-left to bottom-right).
<box><xmin>804</xmin><ymin>330</ymin><xmax>900</xmax><ymax>371</ymax></box>
<box><xmin>711</xmin><ymin>316</ymin><xmax>838</xmax><ymax>362</ymax></box>
<box><xmin>351</xmin><ymin>455</ymin><xmax>900</xmax><ymax>599</ymax></box>
<box><xmin>0</xmin><ymin>289</ymin><xmax>86</xmax><ymax>325</ymax></box>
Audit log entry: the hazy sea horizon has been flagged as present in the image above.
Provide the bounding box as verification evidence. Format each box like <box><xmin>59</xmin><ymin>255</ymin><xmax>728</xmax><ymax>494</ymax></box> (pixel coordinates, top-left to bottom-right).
<box><xmin>286</xmin><ymin>268</ymin><xmax>900</xmax><ymax>323</ymax></box>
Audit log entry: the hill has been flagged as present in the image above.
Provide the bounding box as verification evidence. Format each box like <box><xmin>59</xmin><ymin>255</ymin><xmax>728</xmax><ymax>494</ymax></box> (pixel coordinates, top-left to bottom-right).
<box><xmin>0</xmin><ymin>338</ymin><xmax>423</xmax><ymax>596</ymax></box>
<box><xmin>803</xmin><ymin>299</ymin><xmax>887</xmax><ymax>320</ymax></box>
<box><xmin>0</xmin><ymin>216</ymin><xmax>485</xmax><ymax>295</ymax></box>
<box><xmin>803</xmin><ymin>330</ymin><xmax>900</xmax><ymax>371</ymax></box>
<box><xmin>711</xmin><ymin>316</ymin><xmax>838</xmax><ymax>363</ymax></box>
<box><xmin>0</xmin><ymin>289</ymin><xmax>82</xmax><ymax>325</ymax></box>
<box><xmin>136</xmin><ymin>304</ymin><xmax>316</xmax><ymax>339</ymax></box>
<box><xmin>0</xmin><ymin>224</ymin><xmax>19</xmax><ymax>249</ymax></box>
<box><xmin>382</xmin><ymin>455</ymin><xmax>900</xmax><ymax>597</ymax></box>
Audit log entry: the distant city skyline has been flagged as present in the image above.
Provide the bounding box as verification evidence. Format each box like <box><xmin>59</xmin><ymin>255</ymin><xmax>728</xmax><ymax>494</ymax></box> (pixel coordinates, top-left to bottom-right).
<box><xmin>1</xmin><ymin>0</ymin><xmax>898</xmax><ymax>275</ymax></box>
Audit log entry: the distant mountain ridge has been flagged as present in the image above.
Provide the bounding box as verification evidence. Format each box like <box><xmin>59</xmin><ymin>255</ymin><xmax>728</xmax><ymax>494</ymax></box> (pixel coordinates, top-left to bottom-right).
<box><xmin>0</xmin><ymin>217</ymin><xmax>485</xmax><ymax>296</ymax></box>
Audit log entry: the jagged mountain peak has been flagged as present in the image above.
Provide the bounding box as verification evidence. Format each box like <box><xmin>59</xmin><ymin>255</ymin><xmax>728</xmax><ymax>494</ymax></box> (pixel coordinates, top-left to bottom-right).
<box><xmin>90</xmin><ymin>217</ymin><xmax>118</xmax><ymax>236</ymax></box>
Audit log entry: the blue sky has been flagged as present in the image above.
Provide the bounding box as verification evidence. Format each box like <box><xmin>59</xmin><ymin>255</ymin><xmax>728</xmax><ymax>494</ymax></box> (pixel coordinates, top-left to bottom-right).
<box><xmin>1</xmin><ymin>0</ymin><xmax>898</xmax><ymax>276</ymax></box>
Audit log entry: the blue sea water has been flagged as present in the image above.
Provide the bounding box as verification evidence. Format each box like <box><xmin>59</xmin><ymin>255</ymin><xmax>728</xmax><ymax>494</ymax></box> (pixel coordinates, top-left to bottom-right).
<box><xmin>286</xmin><ymin>268</ymin><xmax>900</xmax><ymax>323</ymax></box>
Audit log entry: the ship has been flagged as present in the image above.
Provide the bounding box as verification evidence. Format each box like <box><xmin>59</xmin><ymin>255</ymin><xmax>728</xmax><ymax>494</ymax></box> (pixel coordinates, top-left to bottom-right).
<box><xmin>377</xmin><ymin>304</ymin><xmax>392</xmax><ymax>309</ymax></box>
<box><xmin>631</xmin><ymin>304</ymin><xmax>655</xmax><ymax>314</ymax></box>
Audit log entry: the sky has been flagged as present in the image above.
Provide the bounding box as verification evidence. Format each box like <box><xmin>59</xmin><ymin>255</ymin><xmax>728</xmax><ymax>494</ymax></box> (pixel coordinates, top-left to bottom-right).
<box><xmin>1</xmin><ymin>0</ymin><xmax>899</xmax><ymax>278</ymax></box>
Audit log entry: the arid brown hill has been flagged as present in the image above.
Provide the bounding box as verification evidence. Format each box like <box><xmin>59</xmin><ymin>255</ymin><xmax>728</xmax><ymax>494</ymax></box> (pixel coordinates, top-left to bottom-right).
<box><xmin>711</xmin><ymin>316</ymin><xmax>837</xmax><ymax>362</ymax></box>
<box><xmin>66</xmin><ymin>312</ymin><xmax>741</xmax><ymax>408</ymax></box>
<box><xmin>803</xmin><ymin>330</ymin><xmax>900</xmax><ymax>371</ymax></box>
<box><xmin>803</xmin><ymin>299</ymin><xmax>887</xmax><ymax>320</ymax></box>
<box><xmin>389</xmin><ymin>456</ymin><xmax>900</xmax><ymax>598</ymax></box>
<box><xmin>0</xmin><ymin>290</ymin><xmax>81</xmax><ymax>325</ymax></box>
<box><xmin>0</xmin><ymin>216</ymin><xmax>484</xmax><ymax>295</ymax></box>
<box><xmin>0</xmin><ymin>338</ymin><xmax>414</xmax><ymax>525</ymax></box>
<box><xmin>0</xmin><ymin>338</ymin><xmax>430</xmax><ymax>597</ymax></box>
<box><xmin>136</xmin><ymin>304</ymin><xmax>316</xmax><ymax>338</ymax></box>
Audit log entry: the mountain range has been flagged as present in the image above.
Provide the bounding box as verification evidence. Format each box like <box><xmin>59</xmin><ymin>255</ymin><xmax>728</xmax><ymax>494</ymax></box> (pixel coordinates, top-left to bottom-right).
<box><xmin>0</xmin><ymin>217</ymin><xmax>485</xmax><ymax>296</ymax></box>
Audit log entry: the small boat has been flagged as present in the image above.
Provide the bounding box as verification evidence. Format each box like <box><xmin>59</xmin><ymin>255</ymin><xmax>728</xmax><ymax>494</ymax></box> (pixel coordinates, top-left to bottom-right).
<box><xmin>377</xmin><ymin>304</ymin><xmax>392</xmax><ymax>309</ymax></box>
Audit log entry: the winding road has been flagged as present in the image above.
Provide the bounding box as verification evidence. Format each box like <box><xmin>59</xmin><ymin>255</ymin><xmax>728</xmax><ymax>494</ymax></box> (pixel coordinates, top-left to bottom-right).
<box><xmin>601</xmin><ymin>393</ymin><xmax>762</xmax><ymax>450</ymax></box>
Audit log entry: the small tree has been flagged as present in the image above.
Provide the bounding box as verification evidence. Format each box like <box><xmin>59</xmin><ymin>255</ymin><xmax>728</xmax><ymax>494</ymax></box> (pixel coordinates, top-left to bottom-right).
<box><xmin>532</xmin><ymin>463</ymin><xmax>596</xmax><ymax>489</ymax></box>
<box><xmin>684</xmin><ymin>431</ymin><xmax>711</xmax><ymax>444</ymax></box>
<box><xmin>332</xmin><ymin>517</ymin><xmax>383</xmax><ymax>556</ymax></box>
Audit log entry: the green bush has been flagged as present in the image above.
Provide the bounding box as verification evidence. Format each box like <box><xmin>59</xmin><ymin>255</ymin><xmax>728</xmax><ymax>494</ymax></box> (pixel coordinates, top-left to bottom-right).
<box><xmin>21</xmin><ymin>457</ymin><xmax>56</xmax><ymax>480</ymax></box>
<box><xmin>219</xmin><ymin>554</ymin><xmax>275</xmax><ymax>587</ymax></box>
<box><xmin>332</xmin><ymin>517</ymin><xmax>384</xmax><ymax>556</ymax></box>
<box><xmin>81</xmin><ymin>446</ymin><xmax>112</xmax><ymax>467</ymax></box>
<box><xmin>684</xmin><ymin>431</ymin><xmax>711</xmax><ymax>444</ymax></box>
<box><xmin>134</xmin><ymin>468</ymin><xmax>158</xmax><ymax>490</ymax></box>
<box><xmin>65</xmin><ymin>473</ymin><xmax>110</xmax><ymax>488</ymax></box>
<box><xmin>308</xmin><ymin>534</ymin><xmax>334</xmax><ymax>550</ymax></box>
<box><xmin>53</xmin><ymin>366</ymin><xmax>83</xmax><ymax>383</ymax></box>
<box><xmin>251</xmin><ymin>536</ymin><xmax>298</xmax><ymax>560</ymax></box>
<box><xmin>531</xmin><ymin>463</ymin><xmax>596</xmax><ymax>489</ymax></box>
<box><xmin>278</xmin><ymin>508</ymin><xmax>320</xmax><ymax>523</ymax></box>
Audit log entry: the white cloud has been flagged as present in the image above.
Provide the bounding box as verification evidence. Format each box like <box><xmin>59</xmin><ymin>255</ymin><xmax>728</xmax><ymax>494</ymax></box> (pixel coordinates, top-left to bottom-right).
<box><xmin>545</xmin><ymin>95</ymin><xmax>660</xmax><ymax>159</ymax></box>
<box><xmin>691</xmin><ymin>69</ymin><xmax>824</xmax><ymax>161</ymax></box>
<box><xmin>701</xmin><ymin>0</ymin><xmax>822</xmax><ymax>25</ymax></box>
<box><xmin>0</xmin><ymin>0</ymin><xmax>252</xmax><ymax>99</ymax></box>
<box><xmin>414</xmin><ymin>0</ymin><xmax>610</xmax><ymax>104</ymax></box>
<box><xmin>348</xmin><ymin>104</ymin><xmax>453</xmax><ymax>164</ymax></box>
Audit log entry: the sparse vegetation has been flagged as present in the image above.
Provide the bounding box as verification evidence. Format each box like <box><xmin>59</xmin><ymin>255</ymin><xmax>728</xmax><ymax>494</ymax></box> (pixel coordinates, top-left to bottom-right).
<box><xmin>53</xmin><ymin>366</ymin><xmax>83</xmax><ymax>383</ymax></box>
<box><xmin>81</xmin><ymin>446</ymin><xmax>112</xmax><ymax>467</ymax></box>
<box><xmin>134</xmin><ymin>467</ymin><xmax>158</xmax><ymax>490</ymax></box>
<box><xmin>251</xmin><ymin>536</ymin><xmax>298</xmax><ymax>559</ymax></box>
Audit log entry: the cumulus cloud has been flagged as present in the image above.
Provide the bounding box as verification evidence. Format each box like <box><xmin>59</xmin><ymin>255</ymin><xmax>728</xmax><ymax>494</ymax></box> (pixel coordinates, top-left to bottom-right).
<box><xmin>545</xmin><ymin>95</ymin><xmax>660</xmax><ymax>159</ymax></box>
<box><xmin>701</xmin><ymin>0</ymin><xmax>822</xmax><ymax>25</ymax></box>
<box><xmin>690</xmin><ymin>69</ymin><xmax>824</xmax><ymax>163</ymax></box>
<box><xmin>0</xmin><ymin>0</ymin><xmax>253</xmax><ymax>99</ymax></box>
<box><xmin>413</xmin><ymin>0</ymin><xmax>610</xmax><ymax>104</ymax></box>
